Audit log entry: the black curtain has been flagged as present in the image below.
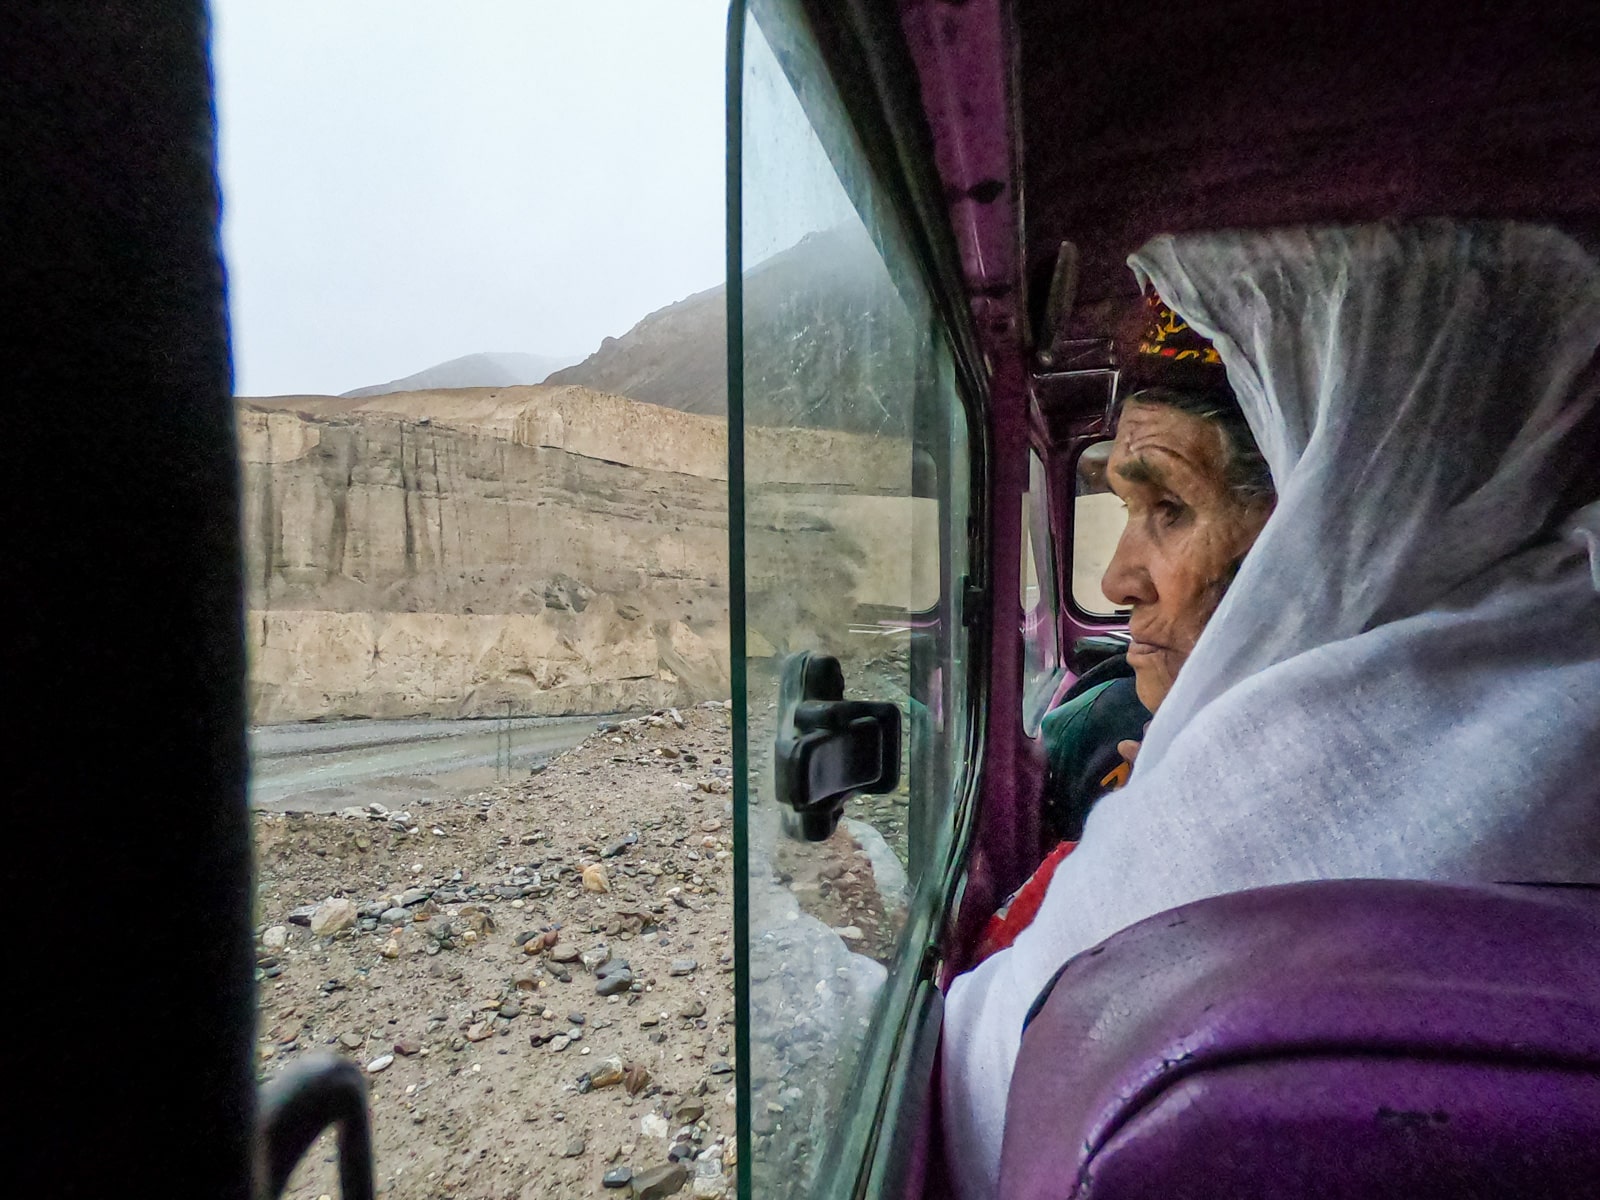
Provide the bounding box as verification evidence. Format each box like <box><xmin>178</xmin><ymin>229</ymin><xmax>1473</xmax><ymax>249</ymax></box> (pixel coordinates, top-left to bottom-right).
<box><xmin>1</xmin><ymin>3</ymin><xmax>254</xmax><ymax>1196</ymax></box>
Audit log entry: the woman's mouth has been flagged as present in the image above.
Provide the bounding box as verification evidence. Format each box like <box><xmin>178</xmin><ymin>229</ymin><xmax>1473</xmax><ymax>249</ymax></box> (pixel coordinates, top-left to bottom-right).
<box><xmin>1127</xmin><ymin>639</ymin><xmax>1168</xmax><ymax>660</ymax></box>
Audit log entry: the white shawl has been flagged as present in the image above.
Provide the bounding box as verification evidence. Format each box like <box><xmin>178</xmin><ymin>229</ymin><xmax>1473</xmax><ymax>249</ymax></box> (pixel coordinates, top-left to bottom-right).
<box><xmin>941</xmin><ymin>221</ymin><xmax>1600</xmax><ymax>1200</ymax></box>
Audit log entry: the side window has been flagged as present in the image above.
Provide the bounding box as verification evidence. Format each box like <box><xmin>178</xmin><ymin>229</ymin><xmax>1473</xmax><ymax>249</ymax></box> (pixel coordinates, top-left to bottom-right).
<box><xmin>1072</xmin><ymin>438</ymin><xmax>1129</xmax><ymax>617</ymax></box>
<box><xmin>735</xmin><ymin>8</ymin><xmax>976</xmax><ymax>1198</ymax></box>
<box><xmin>1020</xmin><ymin>448</ymin><xmax>1063</xmax><ymax>734</ymax></box>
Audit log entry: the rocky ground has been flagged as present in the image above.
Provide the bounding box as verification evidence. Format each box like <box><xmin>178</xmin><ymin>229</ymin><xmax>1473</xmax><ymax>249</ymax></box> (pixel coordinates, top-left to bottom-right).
<box><xmin>252</xmin><ymin>703</ymin><xmax>737</xmax><ymax>1200</ymax></box>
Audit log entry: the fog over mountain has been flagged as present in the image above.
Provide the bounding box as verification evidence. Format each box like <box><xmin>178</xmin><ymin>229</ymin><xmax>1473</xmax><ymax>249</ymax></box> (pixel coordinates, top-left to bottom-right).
<box><xmin>549</xmin><ymin>224</ymin><xmax>920</xmax><ymax>435</ymax></box>
<box><xmin>334</xmin><ymin>224</ymin><xmax>917</xmax><ymax>430</ymax></box>
<box><xmin>342</xmin><ymin>351</ymin><xmax>583</xmax><ymax>398</ymax></box>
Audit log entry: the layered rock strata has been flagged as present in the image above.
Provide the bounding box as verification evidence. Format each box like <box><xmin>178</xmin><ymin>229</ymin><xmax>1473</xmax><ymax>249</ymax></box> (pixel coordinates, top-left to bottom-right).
<box><xmin>239</xmin><ymin>386</ymin><xmax>730</xmax><ymax>722</ymax></box>
<box><xmin>239</xmin><ymin>384</ymin><xmax>919</xmax><ymax>723</ymax></box>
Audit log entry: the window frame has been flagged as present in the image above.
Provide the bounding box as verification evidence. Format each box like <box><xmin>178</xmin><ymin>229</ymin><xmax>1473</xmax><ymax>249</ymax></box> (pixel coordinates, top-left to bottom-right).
<box><xmin>1063</xmin><ymin>433</ymin><xmax>1134</xmax><ymax>628</ymax></box>
<box><xmin>729</xmin><ymin>1</ymin><xmax>993</xmax><ymax>1196</ymax></box>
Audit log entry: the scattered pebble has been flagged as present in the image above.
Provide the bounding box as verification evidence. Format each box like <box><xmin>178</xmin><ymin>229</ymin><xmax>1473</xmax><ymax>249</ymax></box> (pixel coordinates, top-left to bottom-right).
<box><xmin>309</xmin><ymin>898</ymin><xmax>357</xmax><ymax>937</ymax></box>
<box><xmin>623</xmin><ymin>1064</ymin><xmax>652</xmax><ymax>1096</ymax></box>
<box><xmin>595</xmin><ymin>960</ymin><xmax>634</xmax><ymax>996</ymax></box>
<box><xmin>633</xmin><ymin>1161</ymin><xmax>690</xmax><ymax>1199</ymax></box>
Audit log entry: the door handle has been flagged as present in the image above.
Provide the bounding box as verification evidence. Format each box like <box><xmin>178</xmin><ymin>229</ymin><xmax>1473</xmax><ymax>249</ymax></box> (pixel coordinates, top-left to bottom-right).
<box><xmin>773</xmin><ymin>652</ymin><xmax>902</xmax><ymax>842</ymax></box>
<box><xmin>257</xmin><ymin>1053</ymin><xmax>375</xmax><ymax>1200</ymax></box>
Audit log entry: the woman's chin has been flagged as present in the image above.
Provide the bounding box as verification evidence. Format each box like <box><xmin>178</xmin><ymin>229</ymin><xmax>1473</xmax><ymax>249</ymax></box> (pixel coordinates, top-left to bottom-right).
<box><xmin>1131</xmin><ymin>661</ymin><xmax>1174</xmax><ymax>713</ymax></box>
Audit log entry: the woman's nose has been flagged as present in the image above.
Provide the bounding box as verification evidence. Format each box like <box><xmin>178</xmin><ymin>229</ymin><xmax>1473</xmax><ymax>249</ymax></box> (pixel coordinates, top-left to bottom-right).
<box><xmin>1101</xmin><ymin>528</ymin><xmax>1154</xmax><ymax>609</ymax></box>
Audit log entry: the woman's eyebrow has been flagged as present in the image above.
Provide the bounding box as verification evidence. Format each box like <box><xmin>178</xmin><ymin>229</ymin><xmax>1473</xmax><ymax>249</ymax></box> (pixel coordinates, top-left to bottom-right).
<box><xmin>1116</xmin><ymin>440</ymin><xmax>1211</xmax><ymax>490</ymax></box>
<box><xmin>1114</xmin><ymin>455</ymin><xmax>1165</xmax><ymax>488</ymax></box>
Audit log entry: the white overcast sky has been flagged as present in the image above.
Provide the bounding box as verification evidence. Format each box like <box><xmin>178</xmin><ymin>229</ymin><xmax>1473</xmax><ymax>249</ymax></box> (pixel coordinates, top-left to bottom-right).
<box><xmin>215</xmin><ymin>1</ymin><xmax>730</xmax><ymax>397</ymax></box>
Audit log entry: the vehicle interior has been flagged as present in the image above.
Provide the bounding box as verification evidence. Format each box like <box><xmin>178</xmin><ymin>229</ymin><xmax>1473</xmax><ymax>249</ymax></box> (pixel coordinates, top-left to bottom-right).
<box><xmin>8</xmin><ymin>1</ymin><xmax>1596</xmax><ymax>1199</ymax></box>
<box><xmin>731</xmin><ymin>2</ymin><xmax>1598</xmax><ymax>1197</ymax></box>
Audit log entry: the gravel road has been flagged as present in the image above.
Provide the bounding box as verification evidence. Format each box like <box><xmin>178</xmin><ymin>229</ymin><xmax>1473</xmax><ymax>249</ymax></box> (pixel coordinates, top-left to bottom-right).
<box><xmin>250</xmin><ymin>716</ymin><xmax>605</xmax><ymax>812</ymax></box>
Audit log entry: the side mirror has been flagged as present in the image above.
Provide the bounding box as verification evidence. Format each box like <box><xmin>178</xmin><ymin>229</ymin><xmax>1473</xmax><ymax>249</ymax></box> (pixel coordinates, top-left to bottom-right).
<box><xmin>772</xmin><ymin>652</ymin><xmax>902</xmax><ymax>841</ymax></box>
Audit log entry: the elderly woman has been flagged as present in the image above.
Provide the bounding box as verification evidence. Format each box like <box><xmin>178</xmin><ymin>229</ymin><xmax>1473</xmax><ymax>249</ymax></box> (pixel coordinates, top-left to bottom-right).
<box><xmin>1040</xmin><ymin>297</ymin><xmax>1276</xmax><ymax>845</ymax></box>
<box><xmin>981</xmin><ymin>306</ymin><xmax>1277</xmax><ymax>959</ymax></box>
<box><xmin>942</xmin><ymin>220</ymin><xmax>1600</xmax><ymax>1200</ymax></box>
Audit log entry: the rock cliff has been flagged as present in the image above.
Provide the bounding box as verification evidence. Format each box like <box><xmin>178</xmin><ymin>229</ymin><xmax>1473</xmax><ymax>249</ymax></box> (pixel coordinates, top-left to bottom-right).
<box><xmin>240</xmin><ymin>384</ymin><xmax>917</xmax><ymax>723</ymax></box>
<box><xmin>239</xmin><ymin>385</ymin><xmax>730</xmax><ymax>723</ymax></box>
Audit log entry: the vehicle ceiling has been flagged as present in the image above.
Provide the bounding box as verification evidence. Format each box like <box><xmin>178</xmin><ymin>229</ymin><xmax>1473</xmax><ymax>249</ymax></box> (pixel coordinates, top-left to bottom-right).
<box><xmin>1014</xmin><ymin>0</ymin><xmax>1600</xmax><ymax>351</ymax></box>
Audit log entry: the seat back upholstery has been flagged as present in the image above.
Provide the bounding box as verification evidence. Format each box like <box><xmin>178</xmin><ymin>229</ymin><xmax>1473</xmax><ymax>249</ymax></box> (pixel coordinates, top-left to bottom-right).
<box><xmin>998</xmin><ymin>880</ymin><xmax>1600</xmax><ymax>1200</ymax></box>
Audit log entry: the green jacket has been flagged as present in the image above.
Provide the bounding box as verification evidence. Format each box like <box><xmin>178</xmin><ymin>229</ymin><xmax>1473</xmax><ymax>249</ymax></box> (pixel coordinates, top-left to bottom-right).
<box><xmin>1040</xmin><ymin>657</ymin><xmax>1149</xmax><ymax>841</ymax></box>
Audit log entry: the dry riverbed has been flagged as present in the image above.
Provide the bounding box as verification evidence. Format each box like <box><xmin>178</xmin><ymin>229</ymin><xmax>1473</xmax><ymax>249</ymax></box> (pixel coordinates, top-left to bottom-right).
<box><xmin>252</xmin><ymin>703</ymin><xmax>736</xmax><ymax>1200</ymax></box>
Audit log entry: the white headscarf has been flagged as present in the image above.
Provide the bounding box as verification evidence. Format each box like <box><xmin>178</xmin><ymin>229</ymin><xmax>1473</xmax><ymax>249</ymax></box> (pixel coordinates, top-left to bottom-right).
<box><xmin>941</xmin><ymin>221</ymin><xmax>1600</xmax><ymax>1200</ymax></box>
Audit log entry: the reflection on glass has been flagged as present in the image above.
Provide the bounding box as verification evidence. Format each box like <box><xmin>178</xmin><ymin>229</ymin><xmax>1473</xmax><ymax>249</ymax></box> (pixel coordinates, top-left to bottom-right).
<box><xmin>1072</xmin><ymin>439</ymin><xmax>1129</xmax><ymax>616</ymax></box>
<box><xmin>736</xmin><ymin>10</ymin><xmax>972</xmax><ymax>1197</ymax></box>
<box><xmin>1021</xmin><ymin>449</ymin><xmax>1062</xmax><ymax>735</ymax></box>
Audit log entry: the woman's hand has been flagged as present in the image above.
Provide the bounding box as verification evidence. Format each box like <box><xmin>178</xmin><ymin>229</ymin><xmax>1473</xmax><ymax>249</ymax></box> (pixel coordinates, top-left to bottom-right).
<box><xmin>1116</xmin><ymin>721</ymin><xmax>1150</xmax><ymax>768</ymax></box>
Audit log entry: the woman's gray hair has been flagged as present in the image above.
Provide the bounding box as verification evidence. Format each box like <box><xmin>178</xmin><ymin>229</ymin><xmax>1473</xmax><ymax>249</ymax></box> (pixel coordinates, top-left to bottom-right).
<box><xmin>1125</xmin><ymin>385</ymin><xmax>1275</xmax><ymax>506</ymax></box>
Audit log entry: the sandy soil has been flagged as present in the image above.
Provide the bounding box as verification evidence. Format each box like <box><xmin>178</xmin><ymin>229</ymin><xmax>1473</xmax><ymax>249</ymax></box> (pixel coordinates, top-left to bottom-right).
<box><xmin>252</xmin><ymin>704</ymin><xmax>736</xmax><ymax>1200</ymax></box>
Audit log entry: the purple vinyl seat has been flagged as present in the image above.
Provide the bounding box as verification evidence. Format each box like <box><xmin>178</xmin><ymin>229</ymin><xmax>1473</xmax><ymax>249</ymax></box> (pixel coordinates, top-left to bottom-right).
<box><xmin>998</xmin><ymin>880</ymin><xmax>1600</xmax><ymax>1200</ymax></box>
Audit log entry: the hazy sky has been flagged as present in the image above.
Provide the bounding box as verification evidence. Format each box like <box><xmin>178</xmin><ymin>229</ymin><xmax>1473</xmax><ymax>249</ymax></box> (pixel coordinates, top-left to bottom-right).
<box><xmin>215</xmin><ymin>1</ymin><xmax>729</xmax><ymax>397</ymax></box>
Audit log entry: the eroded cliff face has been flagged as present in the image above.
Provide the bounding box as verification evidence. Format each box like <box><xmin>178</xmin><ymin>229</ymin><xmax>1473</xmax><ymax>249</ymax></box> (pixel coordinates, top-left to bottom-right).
<box><xmin>239</xmin><ymin>385</ymin><xmax>921</xmax><ymax>724</ymax></box>
<box><xmin>239</xmin><ymin>386</ymin><xmax>732</xmax><ymax>723</ymax></box>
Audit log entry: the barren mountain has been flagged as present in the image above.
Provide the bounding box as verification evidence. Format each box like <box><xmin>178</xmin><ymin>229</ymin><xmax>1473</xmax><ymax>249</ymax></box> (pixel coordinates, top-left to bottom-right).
<box><xmin>548</xmin><ymin>225</ymin><xmax>920</xmax><ymax>435</ymax></box>
<box><xmin>344</xmin><ymin>351</ymin><xmax>582</xmax><ymax>399</ymax></box>
<box><xmin>238</xmin><ymin>225</ymin><xmax>933</xmax><ymax>725</ymax></box>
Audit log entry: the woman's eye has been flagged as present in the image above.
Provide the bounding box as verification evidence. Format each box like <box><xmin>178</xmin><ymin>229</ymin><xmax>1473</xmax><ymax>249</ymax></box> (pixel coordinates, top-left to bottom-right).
<box><xmin>1154</xmin><ymin>498</ymin><xmax>1187</xmax><ymax>526</ymax></box>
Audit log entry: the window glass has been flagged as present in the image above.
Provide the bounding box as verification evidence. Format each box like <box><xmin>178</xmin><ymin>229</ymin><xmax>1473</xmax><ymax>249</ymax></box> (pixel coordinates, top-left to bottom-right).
<box><xmin>1072</xmin><ymin>438</ymin><xmax>1129</xmax><ymax>617</ymax></box>
<box><xmin>1020</xmin><ymin>449</ymin><xmax>1063</xmax><ymax>735</ymax></box>
<box><xmin>735</xmin><ymin>9</ymin><xmax>974</xmax><ymax>1196</ymax></box>
<box><xmin>222</xmin><ymin>6</ymin><xmax>739</xmax><ymax>1198</ymax></box>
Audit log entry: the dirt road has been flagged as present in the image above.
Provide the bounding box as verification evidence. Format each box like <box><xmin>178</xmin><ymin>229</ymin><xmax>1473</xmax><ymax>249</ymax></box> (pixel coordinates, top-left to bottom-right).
<box><xmin>249</xmin><ymin>716</ymin><xmax>601</xmax><ymax>813</ymax></box>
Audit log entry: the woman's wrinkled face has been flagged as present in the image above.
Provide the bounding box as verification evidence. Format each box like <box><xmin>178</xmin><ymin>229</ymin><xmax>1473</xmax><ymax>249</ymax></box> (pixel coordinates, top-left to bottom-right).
<box><xmin>1102</xmin><ymin>400</ymin><xmax>1272</xmax><ymax>712</ymax></box>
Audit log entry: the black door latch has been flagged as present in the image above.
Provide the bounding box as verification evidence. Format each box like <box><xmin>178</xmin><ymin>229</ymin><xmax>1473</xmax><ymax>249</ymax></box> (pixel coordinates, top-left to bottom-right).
<box><xmin>773</xmin><ymin>652</ymin><xmax>902</xmax><ymax>841</ymax></box>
